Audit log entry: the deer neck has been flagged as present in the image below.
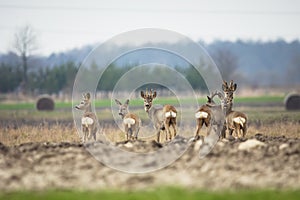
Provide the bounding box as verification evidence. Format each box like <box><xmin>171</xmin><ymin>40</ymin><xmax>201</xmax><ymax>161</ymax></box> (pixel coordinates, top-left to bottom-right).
<box><xmin>146</xmin><ymin>106</ymin><xmax>156</xmax><ymax>120</ymax></box>
<box><xmin>224</xmin><ymin>101</ymin><xmax>233</xmax><ymax>116</ymax></box>
<box><xmin>146</xmin><ymin>107</ymin><xmax>152</xmax><ymax>118</ymax></box>
<box><xmin>121</xmin><ymin>110</ymin><xmax>128</xmax><ymax>120</ymax></box>
<box><xmin>85</xmin><ymin>104</ymin><xmax>92</xmax><ymax>113</ymax></box>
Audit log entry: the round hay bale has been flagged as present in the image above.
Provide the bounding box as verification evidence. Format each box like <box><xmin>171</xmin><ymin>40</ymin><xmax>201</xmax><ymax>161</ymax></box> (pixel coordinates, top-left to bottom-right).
<box><xmin>284</xmin><ymin>93</ymin><xmax>300</xmax><ymax>111</ymax></box>
<box><xmin>36</xmin><ymin>95</ymin><xmax>55</xmax><ymax>111</ymax></box>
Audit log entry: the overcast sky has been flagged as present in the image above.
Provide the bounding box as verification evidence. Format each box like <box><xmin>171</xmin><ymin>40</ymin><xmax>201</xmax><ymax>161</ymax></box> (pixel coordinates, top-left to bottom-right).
<box><xmin>0</xmin><ymin>0</ymin><xmax>300</xmax><ymax>55</ymax></box>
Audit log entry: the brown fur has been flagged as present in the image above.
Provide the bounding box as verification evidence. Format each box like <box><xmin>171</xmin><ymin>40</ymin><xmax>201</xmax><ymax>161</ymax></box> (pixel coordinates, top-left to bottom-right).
<box><xmin>222</xmin><ymin>80</ymin><xmax>248</xmax><ymax>138</ymax></box>
<box><xmin>163</xmin><ymin>104</ymin><xmax>177</xmax><ymax>141</ymax></box>
<box><xmin>141</xmin><ymin>90</ymin><xmax>177</xmax><ymax>143</ymax></box>
<box><xmin>226</xmin><ymin>111</ymin><xmax>248</xmax><ymax>138</ymax></box>
<box><xmin>194</xmin><ymin>92</ymin><xmax>223</xmax><ymax>140</ymax></box>
<box><xmin>195</xmin><ymin>105</ymin><xmax>212</xmax><ymax>139</ymax></box>
<box><xmin>75</xmin><ymin>93</ymin><xmax>97</xmax><ymax>142</ymax></box>
<box><xmin>115</xmin><ymin>99</ymin><xmax>141</xmax><ymax>141</ymax></box>
<box><xmin>123</xmin><ymin>113</ymin><xmax>141</xmax><ymax>140</ymax></box>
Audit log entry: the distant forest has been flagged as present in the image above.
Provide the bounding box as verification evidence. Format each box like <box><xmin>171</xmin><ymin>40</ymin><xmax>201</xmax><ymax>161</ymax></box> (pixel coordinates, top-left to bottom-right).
<box><xmin>0</xmin><ymin>40</ymin><xmax>299</xmax><ymax>94</ymax></box>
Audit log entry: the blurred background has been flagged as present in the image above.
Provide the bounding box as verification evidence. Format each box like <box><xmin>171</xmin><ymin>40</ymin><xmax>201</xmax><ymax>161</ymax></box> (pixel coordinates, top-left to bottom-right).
<box><xmin>0</xmin><ymin>0</ymin><xmax>299</xmax><ymax>101</ymax></box>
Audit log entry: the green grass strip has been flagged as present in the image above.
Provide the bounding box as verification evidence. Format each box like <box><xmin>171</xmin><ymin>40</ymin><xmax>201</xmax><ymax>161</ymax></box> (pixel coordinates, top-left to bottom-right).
<box><xmin>0</xmin><ymin>96</ymin><xmax>284</xmax><ymax>110</ymax></box>
<box><xmin>0</xmin><ymin>188</ymin><xmax>299</xmax><ymax>200</ymax></box>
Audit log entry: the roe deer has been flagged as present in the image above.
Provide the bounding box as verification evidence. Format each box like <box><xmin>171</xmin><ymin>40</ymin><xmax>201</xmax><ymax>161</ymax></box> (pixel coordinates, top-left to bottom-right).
<box><xmin>194</xmin><ymin>91</ymin><xmax>222</xmax><ymax>140</ymax></box>
<box><xmin>115</xmin><ymin>99</ymin><xmax>141</xmax><ymax>141</ymax></box>
<box><xmin>140</xmin><ymin>89</ymin><xmax>177</xmax><ymax>143</ymax></box>
<box><xmin>222</xmin><ymin>80</ymin><xmax>248</xmax><ymax>138</ymax></box>
<box><xmin>75</xmin><ymin>92</ymin><xmax>97</xmax><ymax>142</ymax></box>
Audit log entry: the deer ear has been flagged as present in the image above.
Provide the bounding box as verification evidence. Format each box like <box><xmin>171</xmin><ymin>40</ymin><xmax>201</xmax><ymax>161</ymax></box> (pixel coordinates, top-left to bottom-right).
<box><xmin>125</xmin><ymin>99</ymin><xmax>129</xmax><ymax>106</ymax></box>
<box><xmin>222</xmin><ymin>81</ymin><xmax>228</xmax><ymax>91</ymax></box>
<box><xmin>153</xmin><ymin>90</ymin><xmax>157</xmax><ymax>98</ymax></box>
<box><xmin>115</xmin><ymin>99</ymin><xmax>122</xmax><ymax>105</ymax></box>
<box><xmin>207</xmin><ymin>95</ymin><xmax>211</xmax><ymax>101</ymax></box>
<box><xmin>140</xmin><ymin>91</ymin><xmax>145</xmax><ymax>98</ymax></box>
<box><xmin>232</xmin><ymin>83</ymin><xmax>237</xmax><ymax>91</ymax></box>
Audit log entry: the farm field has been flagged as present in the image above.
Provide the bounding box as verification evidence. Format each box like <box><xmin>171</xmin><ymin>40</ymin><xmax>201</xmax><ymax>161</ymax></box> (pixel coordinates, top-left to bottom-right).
<box><xmin>0</xmin><ymin>95</ymin><xmax>299</xmax><ymax>199</ymax></box>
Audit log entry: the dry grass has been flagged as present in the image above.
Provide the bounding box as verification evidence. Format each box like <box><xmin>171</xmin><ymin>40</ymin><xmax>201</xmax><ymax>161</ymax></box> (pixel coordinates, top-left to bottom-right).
<box><xmin>247</xmin><ymin>121</ymin><xmax>300</xmax><ymax>138</ymax></box>
<box><xmin>0</xmin><ymin>124</ymin><xmax>81</xmax><ymax>146</ymax></box>
<box><xmin>1</xmin><ymin>120</ymin><xmax>299</xmax><ymax>147</ymax></box>
<box><xmin>0</xmin><ymin>106</ymin><xmax>299</xmax><ymax>146</ymax></box>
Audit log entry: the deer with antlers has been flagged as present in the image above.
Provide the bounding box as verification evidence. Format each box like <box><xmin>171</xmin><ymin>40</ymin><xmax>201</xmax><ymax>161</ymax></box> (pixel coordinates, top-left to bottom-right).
<box><xmin>221</xmin><ymin>80</ymin><xmax>248</xmax><ymax>139</ymax></box>
<box><xmin>75</xmin><ymin>92</ymin><xmax>97</xmax><ymax>142</ymax></box>
<box><xmin>115</xmin><ymin>99</ymin><xmax>141</xmax><ymax>141</ymax></box>
<box><xmin>140</xmin><ymin>89</ymin><xmax>177</xmax><ymax>143</ymax></box>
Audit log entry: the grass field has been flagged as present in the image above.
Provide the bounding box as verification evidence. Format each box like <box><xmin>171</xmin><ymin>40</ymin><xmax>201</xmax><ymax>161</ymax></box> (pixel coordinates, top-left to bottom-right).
<box><xmin>0</xmin><ymin>95</ymin><xmax>299</xmax><ymax>146</ymax></box>
<box><xmin>0</xmin><ymin>96</ymin><xmax>299</xmax><ymax>197</ymax></box>
<box><xmin>0</xmin><ymin>95</ymin><xmax>284</xmax><ymax>110</ymax></box>
<box><xmin>0</xmin><ymin>188</ymin><xmax>299</xmax><ymax>200</ymax></box>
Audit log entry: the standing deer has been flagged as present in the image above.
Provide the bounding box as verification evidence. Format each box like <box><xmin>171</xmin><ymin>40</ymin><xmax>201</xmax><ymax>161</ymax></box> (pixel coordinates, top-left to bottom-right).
<box><xmin>194</xmin><ymin>91</ymin><xmax>222</xmax><ymax>140</ymax></box>
<box><xmin>140</xmin><ymin>89</ymin><xmax>177</xmax><ymax>143</ymax></box>
<box><xmin>221</xmin><ymin>80</ymin><xmax>248</xmax><ymax>138</ymax></box>
<box><xmin>75</xmin><ymin>92</ymin><xmax>97</xmax><ymax>142</ymax></box>
<box><xmin>115</xmin><ymin>99</ymin><xmax>141</xmax><ymax>141</ymax></box>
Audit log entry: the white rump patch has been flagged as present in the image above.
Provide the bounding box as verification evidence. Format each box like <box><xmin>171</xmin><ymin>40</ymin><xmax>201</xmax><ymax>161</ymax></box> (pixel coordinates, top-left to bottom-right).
<box><xmin>81</xmin><ymin>117</ymin><xmax>94</xmax><ymax>126</ymax></box>
<box><xmin>123</xmin><ymin>118</ymin><xmax>135</xmax><ymax>128</ymax></box>
<box><xmin>233</xmin><ymin>117</ymin><xmax>246</xmax><ymax>126</ymax></box>
<box><xmin>195</xmin><ymin>111</ymin><xmax>208</xmax><ymax>119</ymax></box>
<box><xmin>165</xmin><ymin>111</ymin><xmax>177</xmax><ymax>118</ymax></box>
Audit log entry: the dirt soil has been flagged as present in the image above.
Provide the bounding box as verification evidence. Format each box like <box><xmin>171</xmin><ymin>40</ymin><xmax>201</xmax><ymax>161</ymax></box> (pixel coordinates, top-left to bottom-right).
<box><xmin>0</xmin><ymin>134</ymin><xmax>299</xmax><ymax>191</ymax></box>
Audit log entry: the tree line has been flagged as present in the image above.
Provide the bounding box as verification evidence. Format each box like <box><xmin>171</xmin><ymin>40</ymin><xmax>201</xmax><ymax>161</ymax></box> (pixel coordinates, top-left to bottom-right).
<box><xmin>0</xmin><ymin>62</ymin><xmax>78</xmax><ymax>94</ymax></box>
<box><xmin>0</xmin><ymin>62</ymin><xmax>208</xmax><ymax>94</ymax></box>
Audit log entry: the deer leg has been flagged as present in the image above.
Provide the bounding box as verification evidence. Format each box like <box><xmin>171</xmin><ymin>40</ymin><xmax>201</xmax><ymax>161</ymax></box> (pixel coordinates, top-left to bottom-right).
<box><xmin>237</xmin><ymin>125</ymin><xmax>242</xmax><ymax>138</ymax></box>
<box><xmin>172</xmin><ymin>123</ymin><xmax>177</xmax><ymax>137</ymax></box>
<box><xmin>171</xmin><ymin>119</ymin><xmax>177</xmax><ymax>138</ymax></box>
<box><xmin>88</xmin><ymin>128</ymin><xmax>92</xmax><ymax>141</ymax></box>
<box><xmin>93</xmin><ymin>130</ymin><xmax>96</xmax><ymax>141</ymax></box>
<box><xmin>156</xmin><ymin>129</ymin><xmax>161</xmax><ymax>143</ymax></box>
<box><xmin>128</xmin><ymin>128</ymin><xmax>133</xmax><ymax>141</ymax></box>
<box><xmin>204</xmin><ymin>119</ymin><xmax>210</xmax><ymax>136</ymax></box>
<box><xmin>81</xmin><ymin>127</ymin><xmax>84</xmax><ymax>142</ymax></box>
<box><xmin>220</xmin><ymin>122</ymin><xmax>227</xmax><ymax>138</ymax></box>
<box><xmin>125</xmin><ymin>126</ymin><xmax>129</xmax><ymax>141</ymax></box>
<box><xmin>195</xmin><ymin>120</ymin><xmax>201</xmax><ymax>140</ymax></box>
<box><xmin>92</xmin><ymin>127</ymin><xmax>97</xmax><ymax>141</ymax></box>
<box><xmin>233</xmin><ymin>127</ymin><xmax>238</xmax><ymax>139</ymax></box>
<box><xmin>83</xmin><ymin>126</ymin><xmax>88</xmax><ymax>142</ymax></box>
<box><xmin>206</xmin><ymin>123</ymin><xmax>212</xmax><ymax>138</ymax></box>
<box><xmin>242</xmin><ymin>124</ymin><xmax>247</xmax><ymax>138</ymax></box>
<box><xmin>195</xmin><ymin>120</ymin><xmax>204</xmax><ymax>140</ymax></box>
<box><xmin>228</xmin><ymin>128</ymin><xmax>234</xmax><ymax>139</ymax></box>
<box><xmin>164</xmin><ymin>118</ymin><xmax>171</xmax><ymax>141</ymax></box>
<box><xmin>134</xmin><ymin>127</ymin><xmax>140</xmax><ymax>140</ymax></box>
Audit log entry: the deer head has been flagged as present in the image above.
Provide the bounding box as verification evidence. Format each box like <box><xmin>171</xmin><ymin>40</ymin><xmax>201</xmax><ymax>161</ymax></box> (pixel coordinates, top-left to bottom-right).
<box><xmin>222</xmin><ymin>80</ymin><xmax>237</xmax><ymax>114</ymax></box>
<box><xmin>140</xmin><ymin>89</ymin><xmax>157</xmax><ymax>112</ymax></box>
<box><xmin>222</xmin><ymin>80</ymin><xmax>237</xmax><ymax>102</ymax></box>
<box><xmin>75</xmin><ymin>92</ymin><xmax>92</xmax><ymax>112</ymax></box>
<box><xmin>115</xmin><ymin>99</ymin><xmax>129</xmax><ymax>119</ymax></box>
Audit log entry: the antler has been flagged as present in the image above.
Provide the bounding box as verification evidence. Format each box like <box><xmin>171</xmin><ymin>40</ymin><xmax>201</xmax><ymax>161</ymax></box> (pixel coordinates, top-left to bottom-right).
<box><xmin>222</xmin><ymin>80</ymin><xmax>228</xmax><ymax>92</ymax></box>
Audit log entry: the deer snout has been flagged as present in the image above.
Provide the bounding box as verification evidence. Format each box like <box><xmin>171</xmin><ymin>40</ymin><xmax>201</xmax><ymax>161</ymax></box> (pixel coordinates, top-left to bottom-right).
<box><xmin>75</xmin><ymin>106</ymin><xmax>79</xmax><ymax>109</ymax></box>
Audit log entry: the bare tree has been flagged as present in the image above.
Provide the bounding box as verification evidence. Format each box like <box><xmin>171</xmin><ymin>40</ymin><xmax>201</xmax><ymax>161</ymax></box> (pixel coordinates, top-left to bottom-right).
<box><xmin>13</xmin><ymin>25</ymin><xmax>38</xmax><ymax>91</ymax></box>
<box><xmin>212</xmin><ymin>48</ymin><xmax>239</xmax><ymax>81</ymax></box>
<box><xmin>286</xmin><ymin>54</ymin><xmax>300</xmax><ymax>86</ymax></box>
